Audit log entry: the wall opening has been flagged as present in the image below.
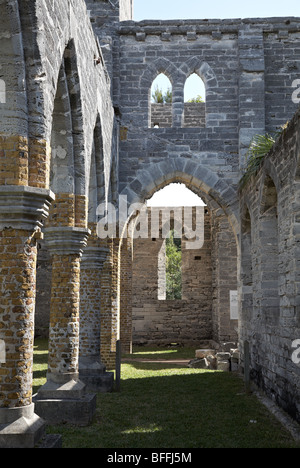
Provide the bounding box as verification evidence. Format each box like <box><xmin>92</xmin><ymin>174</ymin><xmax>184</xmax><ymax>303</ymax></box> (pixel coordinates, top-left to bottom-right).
<box><xmin>88</xmin><ymin>116</ymin><xmax>105</xmax><ymax>223</ymax></box>
<box><xmin>150</xmin><ymin>73</ymin><xmax>173</xmax><ymax>128</ymax></box>
<box><xmin>184</xmin><ymin>73</ymin><xmax>206</xmax><ymax>128</ymax></box>
<box><xmin>259</xmin><ymin>175</ymin><xmax>279</xmax><ymax>322</ymax></box>
<box><xmin>165</xmin><ymin>230</ymin><xmax>182</xmax><ymax>300</ymax></box>
<box><xmin>241</xmin><ymin>207</ymin><xmax>253</xmax><ymax>326</ymax></box>
<box><xmin>147</xmin><ymin>183</ymin><xmax>204</xmax><ymax>302</ymax></box>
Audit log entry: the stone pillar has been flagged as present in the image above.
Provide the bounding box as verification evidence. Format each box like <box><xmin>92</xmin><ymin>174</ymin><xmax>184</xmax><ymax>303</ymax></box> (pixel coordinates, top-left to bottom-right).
<box><xmin>172</xmin><ymin>85</ymin><xmax>184</xmax><ymax>128</ymax></box>
<box><xmin>211</xmin><ymin>209</ymin><xmax>238</xmax><ymax>343</ymax></box>
<box><xmin>0</xmin><ymin>186</ymin><xmax>61</xmax><ymax>448</ymax></box>
<box><xmin>238</xmin><ymin>29</ymin><xmax>265</xmax><ymax>169</ymax></box>
<box><xmin>120</xmin><ymin>236</ymin><xmax>133</xmax><ymax>354</ymax></box>
<box><xmin>34</xmin><ymin>227</ymin><xmax>97</xmax><ymax>426</ymax></box>
<box><xmin>100</xmin><ymin>238</ymin><xmax>119</xmax><ymax>369</ymax></box>
<box><xmin>79</xmin><ymin>226</ymin><xmax>114</xmax><ymax>392</ymax></box>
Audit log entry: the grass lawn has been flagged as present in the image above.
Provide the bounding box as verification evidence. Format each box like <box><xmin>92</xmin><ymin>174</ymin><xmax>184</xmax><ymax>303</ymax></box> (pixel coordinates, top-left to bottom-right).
<box><xmin>33</xmin><ymin>340</ymin><xmax>300</xmax><ymax>449</ymax></box>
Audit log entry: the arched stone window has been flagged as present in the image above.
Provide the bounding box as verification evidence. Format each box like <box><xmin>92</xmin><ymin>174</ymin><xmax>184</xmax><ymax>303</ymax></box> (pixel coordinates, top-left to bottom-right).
<box><xmin>241</xmin><ymin>207</ymin><xmax>253</xmax><ymax>324</ymax></box>
<box><xmin>158</xmin><ymin>230</ymin><xmax>182</xmax><ymax>301</ymax></box>
<box><xmin>150</xmin><ymin>73</ymin><xmax>173</xmax><ymax>128</ymax></box>
<box><xmin>259</xmin><ymin>175</ymin><xmax>279</xmax><ymax>321</ymax></box>
<box><xmin>183</xmin><ymin>73</ymin><xmax>206</xmax><ymax>128</ymax></box>
<box><xmin>88</xmin><ymin>116</ymin><xmax>105</xmax><ymax>224</ymax></box>
<box><xmin>50</xmin><ymin>40</ymin><xmax>85</xmax><ymax>203</ymax></box>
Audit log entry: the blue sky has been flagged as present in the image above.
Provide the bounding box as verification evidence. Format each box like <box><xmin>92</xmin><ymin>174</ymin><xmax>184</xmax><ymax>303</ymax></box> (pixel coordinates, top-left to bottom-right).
<box><xmin>134</xmin><ymin>0</ymin><xmax>300</xmax><ymax>21</ymax></box>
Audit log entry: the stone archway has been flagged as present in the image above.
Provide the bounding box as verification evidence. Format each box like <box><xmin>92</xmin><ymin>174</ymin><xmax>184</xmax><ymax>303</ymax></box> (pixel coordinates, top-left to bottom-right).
<box><xmin>120</xmin><ymin>159</ymin><xmax>239</xmax><ymax>237</ymax></box>
<box><xmin>117</xmin><ymin>163</ymin><xmax>240</xmax><ymax>352</ymax></box>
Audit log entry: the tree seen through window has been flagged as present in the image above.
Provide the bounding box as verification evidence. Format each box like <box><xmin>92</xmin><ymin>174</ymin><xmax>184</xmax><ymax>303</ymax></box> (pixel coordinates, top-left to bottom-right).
<box><xmin>166</xmin><ymin>230</ymin><xmax>182</xmax><ymax>300</ymax></box>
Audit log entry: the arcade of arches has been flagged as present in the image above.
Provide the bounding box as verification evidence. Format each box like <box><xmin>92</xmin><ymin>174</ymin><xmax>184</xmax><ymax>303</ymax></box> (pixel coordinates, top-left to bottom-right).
<box><xmin>0</xmin><ymin>0</ymin><xmax>300</xmax><ymax>447</ymax></box>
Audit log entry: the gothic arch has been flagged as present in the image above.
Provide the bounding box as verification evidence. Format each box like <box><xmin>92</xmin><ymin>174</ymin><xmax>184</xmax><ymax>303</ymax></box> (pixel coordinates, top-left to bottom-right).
<box><xmin>179</xmin><ymin>58</ymin><xmax>218</xmax><ymax>90</ymax></box>
<box><xmin>88</xmin><ymin>114</ymin><xmax>105</xmax><ymax>223</ymax></box>
<box><xmin>120</xmin><ymin>158</ymin><xmax>239</xmax><ymax>237</ymax></box>
<box><xmin>259</xmin><ymin>171</ymin><xmax>278</xmax><ymax>215</ymax></box>
<box><xmin>258</xmin><ymin>171</ymin><xmax>280</xmax><ymax>321</ymax></box>
<box><xmin>49</xmin><ymin>40</ymin><xmax>86</xmax><ymax>199</ymax></box>
<box><xmin>140</xmin><ymin>57</ymin><xmax>180</xmax><ymax>90</ymax></box>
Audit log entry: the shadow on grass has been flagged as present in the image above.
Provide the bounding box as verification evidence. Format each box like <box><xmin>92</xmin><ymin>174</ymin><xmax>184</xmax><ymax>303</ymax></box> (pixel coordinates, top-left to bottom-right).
<box><xmin>33</xmin><ymin>341</ymin><xmax>299</xmax><ymax>448</ymax></box>
<box><xmin>47</xmin><ymin>367</ymin><xmax>299</xmax><ymax>449</ymax></box>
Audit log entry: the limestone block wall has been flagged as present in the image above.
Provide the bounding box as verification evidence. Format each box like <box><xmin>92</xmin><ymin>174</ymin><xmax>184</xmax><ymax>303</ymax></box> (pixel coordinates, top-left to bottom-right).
<box><xmin>239</xmin><ymin>107</ymin><xmax>300</xmax><ymax>423</ymax></box>
<box><xmin>115</xmin><ymin>18</ymin><xmax>300</xmax><ymax>204</ymax></box>
<box><xmin>132</xmin><ymin>209</ymin><xmax>213</xmax><ymax>345</ymax></box>
<box><xmin>117</xmin><ymin>19</ymin><xmax>241</xmax><ymax>198</ymax></box>
<box><xmin>211</xmin><ymin>207</ymin><xmax>238</xmax><ymax>342</ymax></box>
<box><xmin>151</xmin><ymin>103</ymin><xmax>206</xmax><ymax>128</ymax></box>
<box><xmin>120</xmin><ymin>237</ymin><xmax>133</xmax><ymax>354</ymax></box>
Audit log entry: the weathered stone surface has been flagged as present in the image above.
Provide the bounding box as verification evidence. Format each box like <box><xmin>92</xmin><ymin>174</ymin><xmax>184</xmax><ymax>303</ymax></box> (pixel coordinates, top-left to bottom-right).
<box><xmin>196</xmin><ymin>349</ymin><xmax>216</xmax><ymax>359</ymax></box>
<box><xmin>217</xmin><ymin>361</ymin><xmax>230</xmax><ymax>372</ymax></box>
<box><xmin>240</xmin><ymin>107</ymin><xmax>300</xmax><ymax>424</ymax></box>
<box><xmin>188</xmin><ymin>358</ymin><xmax>209</xmax><ymax>369</ymax></box>
<box><xmin>1</xmin><ymin>0</ymin><xmax>300</xmax><ymax>443</ymax></box>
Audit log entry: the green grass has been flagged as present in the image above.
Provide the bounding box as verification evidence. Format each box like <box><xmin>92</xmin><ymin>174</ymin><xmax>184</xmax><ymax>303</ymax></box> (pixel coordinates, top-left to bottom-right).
<box><xmin>33</xmin><ymin>340</ymin><xmax>300</xmax><ymax>448</ymax></box>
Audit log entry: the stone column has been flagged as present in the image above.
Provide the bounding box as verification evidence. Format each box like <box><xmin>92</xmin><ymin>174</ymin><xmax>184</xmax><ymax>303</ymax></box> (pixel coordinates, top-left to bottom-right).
<box><xmin>100</xmin><ymin>238</ymin><xmax>119</xmax><ymax>369</ymax></box>
<box><xmin>0</xmin><ymin>186</ymin><xmax>61</xmax><ymax>448</ymax></box>
<box><xmin>120</xmin><ymin>236</ymin><xmax>133</xmax><ymax>354</ymax></box>
<box><xmin>79</xmin><ymin>227</ymin><xmax>114</xmax><ymax>392</ymax></box>
<box><xmin>238</xmin><ymin>29</ymin><xmax>265</xmax><ymax>169</ymax></box>
<box><xmin>34</xmin><ymin>226</ymin><xmax>97</xmax><ymax>426</ymax></box>
<box><xmin>172</xmin><ymin>85</ymin><xmax>184</xmax><ymax>128</ymax></box>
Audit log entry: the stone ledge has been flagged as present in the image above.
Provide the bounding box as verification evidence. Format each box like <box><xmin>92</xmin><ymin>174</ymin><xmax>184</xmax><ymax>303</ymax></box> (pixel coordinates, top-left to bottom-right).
<box><xmin>119</xmin><ymin>17</ymin><xmax>300</xmax><ymax>36</ymax></box>
<box><xmin>44</xmin><ymin>226</ymin><xmax>91</xmax><ymax>256</ymax></box>
<box><xmin>0</xmin><ymin>403</ymin><xmax>61</xmax><ymax>449</ymax></box>
<box><xmin>0</xmin><ymin>186</ymin><xmax>55</xmax><ymax>230</ymax></box>
<box><xmin>33</xmin><ymin>393</ymin><xmax>97</xmax><ymax>427</ymax></box>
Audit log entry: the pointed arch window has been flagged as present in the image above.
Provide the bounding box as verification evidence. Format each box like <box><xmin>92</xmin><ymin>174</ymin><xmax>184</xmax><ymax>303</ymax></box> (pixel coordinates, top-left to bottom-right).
<box><xmin>259</xmin><ymin>175</ymin><xmax>279</xmax><ymax>320</ymax></box>
<box><xmin>157</xmin><ymin>230</ymin><xmax>182</xmax><ymax>301</ymax></box>
<box><xmin>150</xmin><ymin>73</ymin><xmax>173</xmax><ymax>128</ymax></box>
<box><xmin>241</xmin><ymin>207</ymin><xmax>253</xmax><ymax>323</ymax></box>
<box><xmin>165</xmin><ymin>230</ymin><xmax>182</xmax><ymax>300</ymax></box>
<box><xmin>184</xmin><ymin>73</ymin><xmax>206</xmax><ymax>128</ymax></box>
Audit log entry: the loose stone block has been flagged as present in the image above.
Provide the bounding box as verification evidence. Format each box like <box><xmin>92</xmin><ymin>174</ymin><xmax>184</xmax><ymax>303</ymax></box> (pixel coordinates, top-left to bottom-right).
<box><xmin>217</xmin><ymin>360</ymin><xmax>230</xmax><ymax>372</ymax></box>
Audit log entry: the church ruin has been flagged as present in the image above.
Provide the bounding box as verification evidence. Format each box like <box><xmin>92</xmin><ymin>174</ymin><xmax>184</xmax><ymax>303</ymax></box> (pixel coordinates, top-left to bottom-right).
<box><xmin>0</xmin><ymin>0</ymin><xmax>300</xmax><ymax>447</ymax></box>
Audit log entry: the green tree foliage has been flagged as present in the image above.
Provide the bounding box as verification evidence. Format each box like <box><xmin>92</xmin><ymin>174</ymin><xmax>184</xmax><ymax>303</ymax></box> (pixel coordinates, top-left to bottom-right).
<box><xmin>164</xmin><ymin>88</ymin><xmax>173</xmax><ymax>103</ymax></box>
<box><xmin>152</xmin><ymin>85</ymin><xmax>173</xmax><ymax>104</ymax></box>
<box><xmin>239</xmin><ymin>122</ymin><xmax>289</xmax><ymax>189</ymax></box>
<box><xmin>187</xmin><ymin>95</ymin><xmax>204</xmax><ymax>103</ymax></box>
<box><xmin>152</xmin><ymin>86</ymin><xmax>204</xmax><ymax>104</ymax></box>
<box><xmin>166</xmin><ymin>230</ymin><xmax>182</xmax><ymax>300</ymax></box>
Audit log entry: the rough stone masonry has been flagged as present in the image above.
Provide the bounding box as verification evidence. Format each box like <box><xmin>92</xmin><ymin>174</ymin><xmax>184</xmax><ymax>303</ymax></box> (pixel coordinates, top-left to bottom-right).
<box><xmin>0</xmin><ymin>0</ymin><xmax>300</xmax><ymax>447</ymax></box>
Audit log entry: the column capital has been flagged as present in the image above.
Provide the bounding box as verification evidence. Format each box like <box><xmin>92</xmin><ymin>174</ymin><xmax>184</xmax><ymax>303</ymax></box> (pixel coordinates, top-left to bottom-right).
<box><xmin>44</xmin><ymin>226</ymin><xmax>91</xmax><ymax>256</ymax></box>
<box><xmin>0</xmin><ymin>185</ymin><xmax>55</xmax><ymax>230</ymax></box>
<box><xmin>81</xmin><ymin>246</ymin><xmax>109</xmax><ymax>269</ymax></box>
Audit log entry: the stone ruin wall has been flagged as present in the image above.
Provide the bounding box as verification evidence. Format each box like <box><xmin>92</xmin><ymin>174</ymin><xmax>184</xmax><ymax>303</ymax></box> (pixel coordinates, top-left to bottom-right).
<box><xmin>1</xmin><ymin>0</ymin><xmax>300</xmax><ymax>440</ymax></box>
<box><xmin>239</xmin><ymin>108</ymin><xmax>300</xmax><ymax>423</ymax></box>
<box><xmin>151</xmin><ymin>103</ymin><xmax>206</xmax><ymax>128</ymax></box>
<box><xmin>131</xmin><ymin>206</ymin><xmax>238</xmax><ymax>346</ymax></box>
<box><xmin>132</xmin><ymin>208</ymin><xmax>213</xmax><ymax>346</ymax></box>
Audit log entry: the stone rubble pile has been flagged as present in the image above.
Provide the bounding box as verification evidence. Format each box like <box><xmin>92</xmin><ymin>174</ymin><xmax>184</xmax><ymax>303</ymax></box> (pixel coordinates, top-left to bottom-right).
<box><xmin>188</xmin><ymin>342</ymin><xmax>240</xmax><ymax>372</ymax></box>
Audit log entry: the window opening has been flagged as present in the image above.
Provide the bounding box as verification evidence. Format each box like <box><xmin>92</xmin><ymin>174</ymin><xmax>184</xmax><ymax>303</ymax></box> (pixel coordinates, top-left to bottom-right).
<box><xmin>150</xmin><ymin>73</ymin><xmax>172</xmax><ymax>128</ymax></box>
<box><xmin>184</xmin><ymin>73</ymin><xmax>206</xmax><ymax>128</ymax></box>
<box><xmin>165</xmin><ymin>230</ymin><xmax>182</xmax><ymax>300</ymax></box>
